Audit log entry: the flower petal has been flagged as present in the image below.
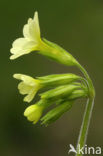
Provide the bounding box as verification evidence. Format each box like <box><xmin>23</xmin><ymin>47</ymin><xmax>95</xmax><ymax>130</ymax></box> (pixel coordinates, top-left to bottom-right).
<box><xmin>10</xmin><ymin>38</ymin><xmax>37</xmax><ymax>59</ymax></box>
<box><xmin>28</xmin><ymin>15</ymin><xmax>40</xmax><ymax>42</ymax></box>
<box><xmin>12</xmin><ymin>38</ymin><xmax>28</xmax><ymax>47</ymax></box>
<box><xmin>23</xmin><ymin>12</ymin><xmax>40</xmax><ymax>42</ymax></box>
<box><xmin>33</xmin><ymin>12</ymin><xmax>40</xmax><ymax>36</ymax></box>
<box><xmin>13</xmin><ymin>74</ymin><xmax>36</xmax><ymax>86</ymax></box>
<box><xmin>10</xmin><ymin>11</ymin><xmax>41</xmax><ymax>60</ymax></box>
<box><xmin>13</xmin><ymin>74</ymin><xmax>23</xmax><ymax>80</ymax></box>
<box><xmin>24</xmin><ymin>105</ymin><xmax>36</xmax><ymax>116</ymax></box>
<box><xmin>18</xmin><ymin>82</ymin><xmax>32</xmax><ymax>95</ymax></box>
<box><xmin>11</xmin><ymin>38</ymin><xmax>36</xmax><ymax>52</ymax></box>
<box><xmin>23</xmin><ymin>24</ymin><xmax>31</xmax><ymax>39</ymax></box>
<box><xmin>23</xmin><ymin>89</ymin><xmax>37</xmax><ymax>102</ymax></box>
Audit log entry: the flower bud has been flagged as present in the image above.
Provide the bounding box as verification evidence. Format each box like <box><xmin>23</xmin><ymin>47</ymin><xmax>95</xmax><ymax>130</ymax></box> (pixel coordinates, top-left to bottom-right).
<box><xmin>24</xmin><ymin>104</ymin><xmax>44</xmax><ymax>124</ymax></box>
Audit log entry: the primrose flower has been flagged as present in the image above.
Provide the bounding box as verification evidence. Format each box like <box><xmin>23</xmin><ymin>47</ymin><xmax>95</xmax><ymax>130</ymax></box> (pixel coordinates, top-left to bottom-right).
<box><xmin>13</xmin><ymin>74</ymin><xmax>41</xmax><ymax>102</ymax></box>
<box><xmin>10</xmin><ymin>12</ymin><xmax>41</xmax><ymax>60</ymax></box>
<box><xmin>10</xmin><ymin>11</ymin><xmax>78</xmax><ymax>66</ymax></box>
<box><xmin>24</xmin><ymin>104</ymin><xmax>44</xmax><ymax>124</ymax></box>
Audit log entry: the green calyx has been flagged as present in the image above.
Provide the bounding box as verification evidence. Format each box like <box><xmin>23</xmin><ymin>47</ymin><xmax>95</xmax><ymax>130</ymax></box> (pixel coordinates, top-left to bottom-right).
<box><xmin>38</xmin><ymin>73</ymin><xmax>82</xmax><ymax>87</ymax></box>
<box><xmin>32</xmin><ymin>83</ymin><xmax>88</xmax><ymax>125</ymax></box>
<box><xmin>38</xmin><ymin>38</ymin><xmax>78</xmax><ymax>66</ymax></box>
<box><xmin>41</xmin><ymin>101</ymin><xmax>73</xmax><ymax>125</ymax></box>
<box><xmin>40</xmin><ymin>83</ymin><xmax>84</xmax><ymax>100</ymax></box>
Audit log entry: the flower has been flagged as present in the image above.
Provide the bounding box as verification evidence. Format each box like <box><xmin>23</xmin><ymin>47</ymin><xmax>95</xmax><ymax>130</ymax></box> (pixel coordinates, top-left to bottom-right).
<box><xmin>13</xmin><ymin>74</ymin><xmax>41</xmax><ymax>102</ymax></box>
<box><xmin>24</xmin><ymin>104</ymin><xmax>43</xmax><ymax>124</ymax></box>
<box><xmin>10</xmin><ymin>11</ymin><xmax>78</xmax><ymax>66</ymax></box>
<box><xmin>10</xmin><ymin>11</ymin><xmax>41</xmax><ymax>60</ymax></box>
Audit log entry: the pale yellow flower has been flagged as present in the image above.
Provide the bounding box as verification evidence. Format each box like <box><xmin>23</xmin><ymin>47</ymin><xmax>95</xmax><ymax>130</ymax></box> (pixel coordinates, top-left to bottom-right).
<box><xmin>13</xmin><ymin>74</ymin><xmax>41</xmax><ymax>102</ymax></box>
<box><xmin>10</xmin><ymin>11</ymin><xmax>78</xmax><ymax>66</ymax></box>
<box><xmin>24</xmin><ymin>104</ymin><xmax>43</xmax><ymax>124</ymax></box>
<box><xmin>10</xmin><ymin>11</ymin><xmax>41</xmax><ymax>60</ymax></box>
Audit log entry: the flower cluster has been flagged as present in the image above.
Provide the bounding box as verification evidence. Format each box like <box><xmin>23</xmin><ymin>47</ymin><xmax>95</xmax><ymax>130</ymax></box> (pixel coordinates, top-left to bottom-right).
<box><xmin>10</xmin><ymin>12</ymin><xmax>88</xmax><ymax>125</ymax></box>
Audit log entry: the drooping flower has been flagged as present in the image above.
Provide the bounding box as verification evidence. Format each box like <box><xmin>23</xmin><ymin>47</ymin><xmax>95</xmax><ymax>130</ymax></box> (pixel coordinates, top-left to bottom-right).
<box><xmin>24</xmin><ymin>104</ymin><xmax>44</xmax><ymax>124</ymax></box>
<box><xmin>10</xmin><ymin>12</ymin><xmax>41</xmax><ymax>60</ymax></box>
<box><xmin>10</xmin><ymin>11</ymin><xmax>78</xmax><ymax>66</ymax></box>
<box><xmin>13</xmin><ymin>74</ymin><xmax>41</xmax><ymax>102</ymax></box>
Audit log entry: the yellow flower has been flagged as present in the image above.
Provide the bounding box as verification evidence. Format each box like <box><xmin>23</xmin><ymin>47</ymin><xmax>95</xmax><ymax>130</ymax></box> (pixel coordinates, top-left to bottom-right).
<box><xmin>10</xmin><ymin>11</ymin><xmax>41</xmax><ymax>60</ymax></box>
<box><xmin>10</xmin><ymin>11</ymin><xmax>78</xmax><ymax>66</ymax></box>
<box><xmin>13</xmin><ymin>74</ymin><xmax>41</xmax><ymax>102</ymax></box>
<box><xmin>24</xmin><ymin>104</ymin><xmax>43</xmax><ymax>124</ymax></box>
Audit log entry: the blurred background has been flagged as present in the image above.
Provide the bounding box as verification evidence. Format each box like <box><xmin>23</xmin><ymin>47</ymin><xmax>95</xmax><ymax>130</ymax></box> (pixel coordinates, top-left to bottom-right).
<box><xmin>0</xmin><ymin>0</ymin><xmax>103</xmax><ymax>155</ymax></box>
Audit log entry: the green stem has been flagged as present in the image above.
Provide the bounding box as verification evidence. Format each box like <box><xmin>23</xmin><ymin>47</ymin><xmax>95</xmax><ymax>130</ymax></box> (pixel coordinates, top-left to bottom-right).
<box><xmin>76</xmin><ymin>98</ymin><xmax>94</xmax><ymax>156</ymax></box>
<box><xmin>77</xmin><ymin>63</ymin><xmax>95</xmax><ymax>98</ymax></box>
<box><xmin>75</xmin><ymin>63</ymin><xmax>95</xmax><ymax>156</ymax></box>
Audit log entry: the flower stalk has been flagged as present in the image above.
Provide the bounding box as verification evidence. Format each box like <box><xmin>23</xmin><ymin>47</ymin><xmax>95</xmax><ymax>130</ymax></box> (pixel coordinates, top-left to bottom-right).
<box><xmin>75</xmin><ymin>63</ymin><xmax>95</xmax><ymax>156</ymax></box>
<box><xmin>76</xmin><ymin>98</ymin><xmax>94</xmax><ymax>156</ymax></box>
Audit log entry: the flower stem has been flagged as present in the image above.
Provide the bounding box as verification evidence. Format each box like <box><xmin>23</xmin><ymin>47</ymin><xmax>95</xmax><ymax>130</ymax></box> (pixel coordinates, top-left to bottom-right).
<box><xmin>75</xmin><ymin>63</ymin><xmax>95</xmax><ymax>156</ymax></box>
<box><xmin>76</xmin><ymin>98</ymin><xmax>94</xmax><ymax>156</ymax></box>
